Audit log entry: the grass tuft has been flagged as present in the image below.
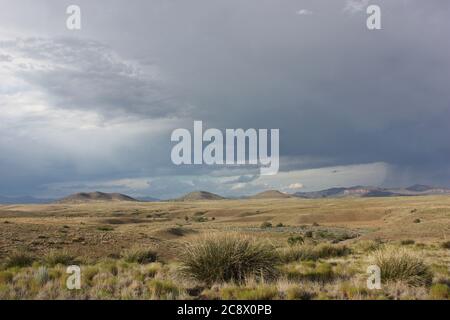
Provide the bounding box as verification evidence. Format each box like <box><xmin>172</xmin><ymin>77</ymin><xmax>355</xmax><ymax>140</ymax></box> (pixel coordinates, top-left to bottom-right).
<box><xmin>370</xmin><ymin>247</ymin><xmax>433</xmax><ymax>287</ymax></box>
<box><xmin>181</xmin><ymin>234</ymin><xmax>279</xmax><ymax>284</ymax></box>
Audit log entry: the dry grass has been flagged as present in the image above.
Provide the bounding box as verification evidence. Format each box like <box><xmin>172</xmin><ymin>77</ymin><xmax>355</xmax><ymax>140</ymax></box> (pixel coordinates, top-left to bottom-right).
<box><xmin>0</xmin><ymin>196</ymin><xmax>448</xmax><ymax>300</ymax></box>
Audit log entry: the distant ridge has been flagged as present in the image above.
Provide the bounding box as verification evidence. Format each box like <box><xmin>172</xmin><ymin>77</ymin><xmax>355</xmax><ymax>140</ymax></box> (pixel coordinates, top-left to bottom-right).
<box><xmin>293</xmin><ymin>185</ymin><xmax>450</xmax><ymax>199</ymax></box>
<box><xmin>248</xmin><ymin>190</ymin><xmax>292</xmax><ymax>199</ymax></box>
<box><xmin>56</xmin><ymin>192</ymin><xmax>138</xmax><ymax>203</ymax></box>
<box><xmin>173</xmin><ymin>191</ymin><xmax>225</xmax><ymax>201</ymax></box>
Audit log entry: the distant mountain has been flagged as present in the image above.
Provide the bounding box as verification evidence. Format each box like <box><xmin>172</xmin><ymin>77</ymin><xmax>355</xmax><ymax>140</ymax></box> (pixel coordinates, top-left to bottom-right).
<box><xmin>248</xmin><ymin>190</ymin><xmax>292</xmax><ymax>199</ymax></box>
<box><xmin>0</xmin><ymin>195</ymin><xmax>54</xmax><ymax>204</ymax></box>
<box><xmin>136</xmin><ymin>196</ymin><xmax>160</xmax><ymax>202</ymax></box>
<box><xmin>173</xmin><ymin>191</ymin><xmax>225</xmax><ymax>201</ymax></box>
<box><xmin>56</xmin><ymin>192</ymin><xmax>138</xmax><ymax>203</ymax></box>
<box><xmin>294</xmin><ymin>185</ymin><xmax>450</xmax><ymax>199</ymax></box>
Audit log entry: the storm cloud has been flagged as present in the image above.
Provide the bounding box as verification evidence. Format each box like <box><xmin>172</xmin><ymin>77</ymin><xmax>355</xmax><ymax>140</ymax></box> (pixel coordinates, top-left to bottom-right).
<box><xmin>0</xmin><ymin>0</ymin><xmax>449</xmax><ymax>199</ymax></box>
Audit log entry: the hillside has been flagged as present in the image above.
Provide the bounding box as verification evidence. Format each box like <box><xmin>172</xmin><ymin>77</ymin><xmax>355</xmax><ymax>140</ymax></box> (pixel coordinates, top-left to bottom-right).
<box><xmin>249</xmin><ymin>190</ymin><xmax>292</xmax><ymax>199</ymax></box>
<box><xmin>56</xmin><ymin>192</ymin><xmax>138</xmax><ymax>203</ymax></box>
<box><xmin>173</xmin><ymin>191</ymin><xmax>225</xmax><ymax>201</ymax></box>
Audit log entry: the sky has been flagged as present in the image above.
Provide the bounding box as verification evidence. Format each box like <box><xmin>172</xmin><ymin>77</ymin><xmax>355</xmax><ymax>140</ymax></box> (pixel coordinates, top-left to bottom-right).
<box><xmin>0</xmin><ymin>0</ymin><xmax>449</xmax><ymax>199</ymax></box>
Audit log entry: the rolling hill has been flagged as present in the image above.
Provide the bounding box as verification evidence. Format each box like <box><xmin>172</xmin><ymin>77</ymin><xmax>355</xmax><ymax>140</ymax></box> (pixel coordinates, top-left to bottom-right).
<box><xmin>248</xmin><ymin>190</ymin><xmax>292</xmax><ymax>199</ymax></box>
<box><xmin>173</xmin><ymin>191</ymin><xmax>225</xmax><ymax>201</ymax></box>
<box><xmin>56</xmin><ymin>192</ymin><xmax>138</xmax><ymax>203</ymax></box>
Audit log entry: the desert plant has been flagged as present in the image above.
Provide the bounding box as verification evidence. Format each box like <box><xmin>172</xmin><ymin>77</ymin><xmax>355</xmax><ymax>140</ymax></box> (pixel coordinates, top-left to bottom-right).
<box><xmin>413</xmin><ymin>219</ymin><xmax>421</xmax><ymax>223</ymax></box>
<box><xmin>370</xmin><ymin>247</ymin><xmax>432</xmax><ymax>286</ymax></box>
<box><xmin>181</xmin><ymin>234</ymin><xmax>279</xmax><ymax>284</ymax></box>
<box><xmin>122</xmin><ymin>247</ymin><xmax>158</xmax><ymax>264</ymax></box>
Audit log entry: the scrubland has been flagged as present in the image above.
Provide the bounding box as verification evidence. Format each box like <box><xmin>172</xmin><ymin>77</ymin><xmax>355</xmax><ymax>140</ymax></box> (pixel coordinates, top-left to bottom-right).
<box><xmin>0</xmin><ymin>196</ymin><xmax>449</xmax><ymax>300</ymax></box>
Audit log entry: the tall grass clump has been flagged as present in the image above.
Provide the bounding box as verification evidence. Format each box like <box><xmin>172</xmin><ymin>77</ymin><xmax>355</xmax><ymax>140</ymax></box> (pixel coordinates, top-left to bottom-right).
<box><xmin>3</xmin><ymin>251</ymin><xmax>35</xmax><ymax>268</ymax></box>
<box><xmin>181</xmin><ymin>234</ymin><xmax>279</xmax><ymax>284</ymax></box>
<box><xmin>370</xmin><ymin>247</ymin><xmax>432</xmax><ymax>286</ymax></box>
<box><xmin>279</xmin><ymin>243</ymin><xmax>351</xmax><ymax>263</ymax></box>
<box><xmin>122</xmin><ymin>247</ymin><xmax>158</xmax><ymax>264</ymax></box>
<box><xmin>44</xmin><ymin>250</ymin><xmax>78</xmax><ymax>267</ymax></box>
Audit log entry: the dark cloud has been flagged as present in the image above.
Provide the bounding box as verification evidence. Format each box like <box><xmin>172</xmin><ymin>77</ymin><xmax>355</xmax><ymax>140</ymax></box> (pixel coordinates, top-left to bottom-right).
<box><xmin>0</xmin><ymin>0</ymin><xmax>449</xmax><ymax>198</ymax></box>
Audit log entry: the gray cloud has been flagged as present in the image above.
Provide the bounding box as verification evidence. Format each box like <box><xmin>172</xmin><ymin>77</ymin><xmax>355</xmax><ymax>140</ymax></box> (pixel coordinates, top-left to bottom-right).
<box><xmin>0</xmin><ymin>0</ymin><xmax>449</xmax><ymax>198</ymax></box>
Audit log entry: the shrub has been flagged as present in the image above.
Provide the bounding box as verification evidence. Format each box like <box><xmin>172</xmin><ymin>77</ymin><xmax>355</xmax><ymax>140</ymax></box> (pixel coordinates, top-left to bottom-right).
<box><xmin>122</xmin><ymin>247</ymin><xmax>158</xmax><ymax>264</ymax></box>
<box><xmin>44</xmin><ymin>250</ymin><xmax>78</xmax><ymax>266</ymax></box>
<box><xmin>260</xmin><ymin>222</ymin><xmax>272</xmax><ymax>229</ymax></box>
<box><xmin>413</xmin><ymin>219</ymin><xmax>421</xmax><ymax>223</ymax></box>
<box><xmin>370</xmin><ymin>247</ymin><xmax>432</xmax><ymax>286</ymax></box>
<box><xmin>4</xmin><ymin>252</ymin><xmax>35</xmax><ymax>268</ymax></box>
<box><xmin>429</xmin><ymin>283</ymin><xmax>449</xmax><ymax>300</ymax></box>
<box><xmin>181</xmin><ymin>234</ymin><xmax>279</xmax><ymax>284</ymax></box>
<box><xmin>400</xmin><ymin>239</ymin><xmax>415</xmax><ymax>246</ymax></box>
<box><xmin>276</xmin><ymin>223</ymin><xmax>284</xmax><ymax>228</ymax></box>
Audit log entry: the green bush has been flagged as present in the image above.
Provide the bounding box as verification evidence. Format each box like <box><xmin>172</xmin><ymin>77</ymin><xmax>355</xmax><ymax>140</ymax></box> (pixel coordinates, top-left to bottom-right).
<box><xmin>181</xmin><ymin>234</ymin><xmax>279</xmax><ymax>284</ymax></box>
<box><xmin>370</xmin><ymin>247</ymin><xmax>432</xmax><ymax>286</ymax></box>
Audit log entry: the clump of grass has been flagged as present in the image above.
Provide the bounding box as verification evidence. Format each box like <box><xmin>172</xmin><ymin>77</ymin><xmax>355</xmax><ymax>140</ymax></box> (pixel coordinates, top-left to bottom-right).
<box><xmin>34</xmin><ymin>266</ymin><xmax>50</xmax><ymax>285</ymax></box>
<box><xmin>429</xmin><ymin>283</ymin><xmax>449</xmax><ymax>300</ymax></box>
<box><xmin>44</xmin><ymin>250</ymin><xmax>78</xmax><ymax>267</ymax></box>
<box><xmin>288</xmin><ymin>236</ymin><xmax>304</xmax><ymax>246</ymax></box>
<box><xmin>279</xmin><ymin>243</ymin><xmax>351</xmax><ymax>263</ymax></box>
<box><xmin>413</xmin><ymin>219</ymin><xmax>421</xmax><ymax>223</ymax></box>
<box><xmin>3</xmin><ymin>252</ymin><xmax>35</xmax><ymax>268</ymax></box>
<box><xmin>181</xmin><ymin>234</ymin><xmax>279</xmax><ymax>284</ymax></box>
<box><xmin>400</xmin><ymin>239</ymin><xmax>415</xmax><ymax>246</ymax></box>
<box><xmin>370</xmin><ymin>247</ymin><xmax>432</xmax><ymax>287</ymax></box>
<box><xmin>285</xmin><ymin>286</ymin><xmax>315</xmax><ymax>300</ymax></box>
<box><xmin>147</xmin><ymin>279</ymin><xmax>181</xmax><ymax>299</ymax></box>
<box><xmin>122</xmin><ymin>247</ymin><xmax>158</xmax><ymax>264</ymax></box>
